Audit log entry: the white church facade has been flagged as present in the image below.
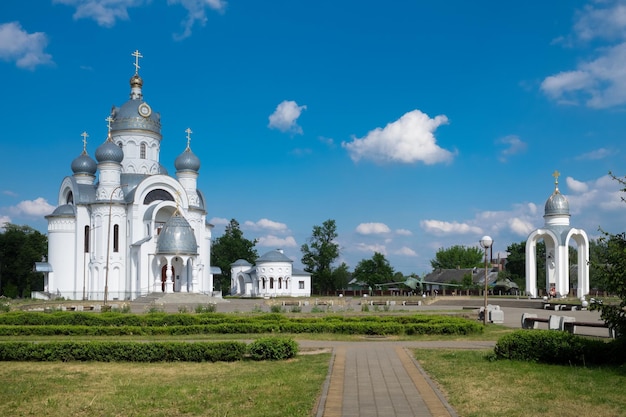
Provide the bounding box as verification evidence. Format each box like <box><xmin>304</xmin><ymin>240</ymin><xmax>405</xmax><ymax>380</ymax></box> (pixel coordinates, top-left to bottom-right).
<box><xmin>38</xmin><ymin>51</ymin><xmax>219</xmax><ymax>301</ymax></box>
<box><xmin>525</xmin><ymin>172</ymin><xmax>590</xmax><ymax>298</ymax></box>
<box><xmin>230</xmin><ymin>249</ymin><xmax>312</xmax><ymax>297</ymax></box>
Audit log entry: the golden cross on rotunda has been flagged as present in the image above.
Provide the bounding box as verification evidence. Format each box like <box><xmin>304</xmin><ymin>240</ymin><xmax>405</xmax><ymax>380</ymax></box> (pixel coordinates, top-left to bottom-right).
<box><xmin>552</xmin><ymin>170</ymin><xmax>560</xmax><ymax>192</ymax></box>
<box><xmin>81</xmin><ymin>131</ymin><xmax>89</xmax><ymax>151</ymax></box>
<box><xmin>131</xmin><ymin>50</ymin><xmax>143</xmax><ymax>75</ymax></box>
<box><xmin>185</xmin><ymin>128</ymin><xmax>193</xmax><ymax>148</ymax></box>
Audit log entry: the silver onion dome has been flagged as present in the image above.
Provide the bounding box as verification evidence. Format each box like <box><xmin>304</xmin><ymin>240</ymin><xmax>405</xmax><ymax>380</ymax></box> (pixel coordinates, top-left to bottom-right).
<box><xmin>544</xmin><ymin>191</ymin><xmax>570</xmax><ymax>217</ymax></box>
<box><xmin>175</xmin><ymin>147</ymin><xmax>201</xmax><ymax>172</ymax></box>
<box><xmin>95</xmin><ymin>138</ymin><xmax>124</xmax><ymax>163</ymax></box>
<box><xmin>156</xmin><ymin>212</ymin><xmax>198</xmax><ymax>255</ymax></box>
<box><xmin>71</xmin><ymin>151</ymin><xmax>97</xmax><ymax>175</ymax></box>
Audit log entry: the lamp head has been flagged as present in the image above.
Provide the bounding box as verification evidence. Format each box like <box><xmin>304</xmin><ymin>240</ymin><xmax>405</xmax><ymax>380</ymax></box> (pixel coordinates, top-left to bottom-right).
<box><xmin>479</xmin><ymin>235</ymin><xmax>493</xmax><ymax>249</ymax></box>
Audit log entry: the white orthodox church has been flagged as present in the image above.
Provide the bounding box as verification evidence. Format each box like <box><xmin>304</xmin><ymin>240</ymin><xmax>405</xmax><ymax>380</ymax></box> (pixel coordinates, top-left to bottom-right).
<box><xmin>230</xmin><ymin>249</ymin><xmax>312</xmax><ymax>297</ymax></box>
<box><xmin>525</xmin><ymin>172</ymin><xmax>590</xmax><ymax>298</ymax></box>
<box><xmin>37</xmin><ymin>51</ymin><xmax>219</xmax><ymax>301</ymax></box>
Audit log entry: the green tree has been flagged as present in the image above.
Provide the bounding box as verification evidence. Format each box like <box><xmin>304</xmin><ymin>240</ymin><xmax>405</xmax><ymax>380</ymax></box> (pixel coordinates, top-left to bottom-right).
<box><xmin>588</xmin><ymin>238</ymin><xmax>608</xmax><ymax>291</ymax></box>
<box><xmin>332</xmin><ymin>262</ymin><xmax>351</xmax><ymax>290</ymax></box>
<box><xmin>211</xmin><ymin>219</ymin><xmax>258</xmax><ymax>294</ymax></box>
<box><xmin>301</xmin><ymin>219</ymin><xmax>340</xmax><ymax>293</ymax></box>
<box><xmin>0</xmin><ymin>224</ymin><xmax>48</xmax><ymax>298</ymax></box>
<box><xmin>353</xmin><ymin>252</ymin><xmax>394</xmax><ymax>289</ymax></box>
<box><xmin>504</xmin><ymin>240</ymin><xmax>546</xmax><ymax>293</ymax></box>
<box><xmin>590</xmin><ymin>173</ymin><xmax>626</xmax><ymax>337</ymax></box>
<box><xmin>430</xmin><ymin>245</ymin><xmax>484</xmax><ymax>270</ymax></box>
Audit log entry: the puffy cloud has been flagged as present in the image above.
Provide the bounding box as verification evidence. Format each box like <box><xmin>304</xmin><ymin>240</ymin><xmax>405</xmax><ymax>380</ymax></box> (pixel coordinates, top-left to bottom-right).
<box><xmin>508</xmin><ymin>218</ymin><xmax>534</xmax><ymax>236</ymax></box>
<box><xmin>13</xmin><ymin>198</ymin><xmax>55</xmax><ymax>217</ymax></box>
<box><xmin>208</xmin><ymin>217</ymin><xmax>229</xmax><ymax>226</ymax></box>
<box><xmin>497</xmin><ymin>135</ymin><xmax>527</xmax><ymax>162</ymax></box>
<box><xmin>355</xmin><ymin>243</ymin><xmax>387</xmax><ymax>254</ymax></box>
<box><xmin>257</xmin><ymin>235</ymin><xmax>297</xmax><ymax>248</ymax></box>
<box><xmin>394</xmin><ymin>246</ymin><xmax>417</xmax><ymax>256</ymax></box>
<box><xmin>395</xmin><ymin>228</ymin><xmax>412</xmax><ymax>236</ymax></box>
<box><xmin>0</xmin><ymin>22</ymin><xmax>53</xmax><ymax>69</ymax></box>
<box><xmin>566</xmin><ymin>176</ymin><xmax>589</xmax><ymax>193</ymax></box>
<box><xmin>342</xmin><ymin>110</ymin><xmax>455</xmax><ymax>164</ymax></box>
<box><xmin>0</xmin><ymin>216</ymin><xmax>11</xmax><ymax>230</ymax></box>
<box><xmin>268</xmin><ymin>100</ymin><xmax>307</xmax><ymax>134</ymax></box>
<box><xmin>420</xmin><ymin>220</ymin><xmax>483</xmax><ymax>236</ymax></box>
<box><xmin>244</xmin><ymin>218</ymin><xmax>289</xmax><ymax>233</ymax></box>
<box><xmin>355</xmin><ymin>222</ymin><xmax>391</xmax><ymax>235</ymax></box>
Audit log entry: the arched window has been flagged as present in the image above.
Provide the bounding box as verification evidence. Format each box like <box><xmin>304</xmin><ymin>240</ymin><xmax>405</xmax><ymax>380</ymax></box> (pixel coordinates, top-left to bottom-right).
<box><xmin>143</xmin><ymin>189</ymin><xmax>174</xmax><ymax>205</ymax></box>
<box><xmin>140</xmin><ymin>143</ymin><xmax>146</xmax><ymax>159</ymax></box>
<box><xmin>84</xmin><ymin>226</ymin><xmax>90</xmax><ymax>253</ymax></box>
<box><xmin>269</xmin><ymin>278</ymin><xmax>274</xmax><ymax>289</ymax></box>
<box><xmin>67</xmin><ymin>191</ymin><xmax>73</xmax><ymax>205</ymax></box>
<box><xmin>278</xmin><ymin>278</ymin><xmax>282</xmax><ymax>289</ymax></box>
<box><xmin>113</xmin><ymin>224</ymin><xmax>119</xmax><ymax>252</ymax></box>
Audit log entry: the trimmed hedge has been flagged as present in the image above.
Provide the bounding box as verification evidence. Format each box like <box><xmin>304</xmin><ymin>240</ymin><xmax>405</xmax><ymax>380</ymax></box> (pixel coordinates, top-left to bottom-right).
<box><xmin>0</xmin><ymin>341</ymin><xmax>247</xmax><ymax>362</ymax></box>
<box><xmin>494</xmin><ymin>330</ymin><xmax>626</xmax><ymax>366</ymax></box>
<box><xmin>0</xmin><ymin>312</ymin><xmax>482</xmax><ymax>336</ymax></box>
<box><xmin>248</xmin><ymin>337</ymin><xmax>299</xmax><ymax>360</ymax></box>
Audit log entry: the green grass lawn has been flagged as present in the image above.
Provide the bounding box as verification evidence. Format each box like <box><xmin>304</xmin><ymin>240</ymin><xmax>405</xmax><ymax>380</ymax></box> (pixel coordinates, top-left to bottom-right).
<box><xmin>0</xmin><ymin>354</ymin><xmax>330</xmax><ymax>417</ymax></box>
<box><xmin>416</xmin><ymin>349</ymin><xmax>626</xmax><ymax>417</ymax></box>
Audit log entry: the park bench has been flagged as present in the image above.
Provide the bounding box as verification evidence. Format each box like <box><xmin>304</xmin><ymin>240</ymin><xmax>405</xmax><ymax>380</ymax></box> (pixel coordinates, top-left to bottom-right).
<box><xmin>402</xmin><ymin>300</ymin><xmax>422</xmax><ymax>306</ymax></box>
<box><xmin>522</xmin><ymin>313</ymin><xmax>614</xmax><ymax>338</ymax></box>
<box><xmin>281</xmin><ymin>300</ymin><xmax>301</xmax><ymax>307</ymax></box>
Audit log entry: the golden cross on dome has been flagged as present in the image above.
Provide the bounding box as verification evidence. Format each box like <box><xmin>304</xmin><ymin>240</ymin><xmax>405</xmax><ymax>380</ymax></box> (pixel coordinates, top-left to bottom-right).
<box><xmin>131</xmin><ymin>50</ymin><xmax>143</xmax><ymax>74</ymax></box>
<box><xmin>552</xmin><ymin>170</ymin><xmax>560</xmax><ymax>192</ymax></box>
<box><xmin>81</xmin><ymin>131</ymin><xmax>89</xmax><ymax>151</ymax></box>
<box><xmin>185</xmin><ymin>128</ymin><xmax>193</xmax><ymax>148</ymax></box>
<box><xmin>105</xmin><ymin>116</ymin><xmax>114</xmax><ymax>133</ymax></box>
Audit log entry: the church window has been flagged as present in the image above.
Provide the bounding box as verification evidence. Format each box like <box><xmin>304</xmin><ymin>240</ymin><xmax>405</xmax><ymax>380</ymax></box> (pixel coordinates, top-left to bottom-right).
<box><xmin>113</xmin><ymin>224</ymin><xmax>119</xmax><ymax>252</ymax></box>
<box><xmin>84</xmin><ymin>226</ymin><xmax>90</xmax><ymax>253</ymax></box>
<box><xmin>143</xmin><ymin>189</ymin><xmax>175</xmax><ymax>205</ymax></box>
<box><xmin>270</xmin><ymin>278</ymin><xmax>274</xmax><ymax>289</ymax></box>
<box><xmin>285</xmin><ymin>280</ymin><xmax>288</xmax><ymax>289</ymax></box>
<box><xmin>67</xmin><ymin>191</ymin><xmax>73</xmax><ymax>205</ymax></box>
<box><xmin>262</xmin><ymin>279</ymin><xmax>266</xmax><ymax>290</ymax></box>
<box><xmin>299</xmin><ymin>281</ymin><xmax>305</xmax><ymax>290</ymax></box>
<box><xmin>140</xmin><ymin>143</ymin><xmax>146</xmax><ymax>159</ymax></box>
<box><xmin>278</xmin><ymin>278</ymin><xmax>282</xmax><ymax>289</ymax></box>
<box><xmin>117</xmin><ymin>142</ymin><xmax>123</xmax><ymax>148</ymax></box>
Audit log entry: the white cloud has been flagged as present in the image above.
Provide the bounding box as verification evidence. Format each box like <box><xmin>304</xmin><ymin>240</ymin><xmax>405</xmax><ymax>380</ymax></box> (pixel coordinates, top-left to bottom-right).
<box><xmin>541</xmin><ymin>2</ymin><xmax>626</xmax><ymax>108</ymax></box>
<box><xmin>395</xmin><ymin>228</ymin><xmax>412</xmax><ymax>236</ymax></box>
<box><xmin>394</xmin><ymin>246</ymin><xmax>417</xmax><ymax>256</ymax></box>
<box><xmin>244</xmin><ymin>218</ymin><xmax>289</xmax><ymax>233</ymax></box>
<box><xmin>0</xmin><ymin>22</ymin><xmax>53</xmax><ymax>69</ymax></box>
<box><xmin>497</xmin><ymin>135</ymin><xmax>527</xmax><ymax>162</ymax></box>
<box><xmin>576</xmin><ymin>148</ymin><xmax>613</xmax><ymax>160</ymax></box>
<box><xmin>356</xmin><ymin>243</ymin><xmax>387</xmax><ymax>254</ymax></box>
<box><xmin>2</xmin><ymin>190</ymin><xmax>18</xmax><ymax>197</ymax></box>
<box><xmin>0</xmin><ymin>216</ymin><xmax>11</xmax><ymax>230</ymax></box>
<box><xmin>168</xmin><ymin>0</ymin><xmax>227</xmax><ymax>40</ymax></box>
<box><xmin>508</xmin><ymin>217</ymin><xmax>534</xmax><ymax>236</ymax></box>
<box><xmin>342</xmin><ymin>110</ymin><xmax>455</xmax><ymax>165</ymax></box>
<box><xmin>12</xmin><ymin>198</ymin><xmax>55</xmax><ymax>217</ymax></box>
<box><xmin>53</xmin><ymin>0</ymin><xmax>140</xmax><ymax>27</ymax></box>
<box><xmin>420</xmin><ymin>220</ymin><xmax>483</xmax><ymax>236</ymax></box>
<box><xmin>208</xmin><ymin>217</ymin><xmax>229</xmax><ymax>226</ymax></box>
<box><xmin>257</xmin><ymin>235</ymin><xmax>297</xmax><ymax>248</ymax></box>
<box><xmin>268</xmin><ymin>100</ymin><xmax>307</xmax><ymax>134</ymax></box>
<box><xmin>355</xmin><ymin>222</ymin><xmax>391</xmax><ymax>235</ymax></box>
<box><xmin>53</xmin><ymin>0</ymin><xmax>225</xmax><ymax>39</ymax></box>
<box><xmin>566</xmin><ymin>176</ymin><xmax>589</xmax><ymax>193</ymax></box>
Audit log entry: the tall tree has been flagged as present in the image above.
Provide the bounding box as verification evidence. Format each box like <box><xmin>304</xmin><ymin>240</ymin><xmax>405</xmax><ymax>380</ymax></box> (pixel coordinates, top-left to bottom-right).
<box><xmin>211</xmin><ymin>219</ymin><xmax>258</xmax><ymax>294</ymax></box>
<box><xmin>301</xmin><ymin>219</ymin><xmax>340</xmax><ymax>293</ymax></box>
<box><xmin>353</xmin><ymin>252</ymin><xmax>394</xmax><ymax>289</ymax></box>
<box><xmin>0</xmin><ymin>224</ymin><xmax>48</xmax><ymax>298</ymax></box>
<box><xmin>430</xmin><ymin>245</ymin><xmax>484</xmax><ymax>270</ymax></box>
<box><xmin>590</xmin><ymin>172</ymin><xmax>626</xmax><ymax>337</ymax></box>
<box><xmin>504</xmin><ymin>240</ymin><xmax>546</xmax><ymax>292</ymax></box>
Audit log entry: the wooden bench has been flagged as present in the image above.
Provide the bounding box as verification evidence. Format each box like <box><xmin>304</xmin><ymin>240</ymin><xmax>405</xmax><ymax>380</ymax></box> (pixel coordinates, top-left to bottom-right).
<box><xmin>402</xmin><ymin>300</ymin><xmax>421</xmax><ymax>306</ymax></box>
<box><xmin>522</xmin><ymin>313</ymin><xmax>614</xmax><ymax>338</ymax></box>
<box><xmin>281</xmin><ymin>300</ymin><xmax>301</xmax><ymax>306</ymax></box>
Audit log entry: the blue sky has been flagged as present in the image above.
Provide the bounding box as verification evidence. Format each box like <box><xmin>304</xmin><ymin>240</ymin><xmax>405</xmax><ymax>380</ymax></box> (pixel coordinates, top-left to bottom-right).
<box><xmin>2</xmin><ymin>0</ymin><xmax>626</xmax><ymax>275</ymax></box>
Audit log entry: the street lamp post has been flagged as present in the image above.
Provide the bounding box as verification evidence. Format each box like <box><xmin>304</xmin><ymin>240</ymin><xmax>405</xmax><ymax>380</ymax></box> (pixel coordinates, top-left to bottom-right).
<box><xmin>479</xmin><ymin>235</ymin><xmax>493</xmax><ymax>325</ymax></box>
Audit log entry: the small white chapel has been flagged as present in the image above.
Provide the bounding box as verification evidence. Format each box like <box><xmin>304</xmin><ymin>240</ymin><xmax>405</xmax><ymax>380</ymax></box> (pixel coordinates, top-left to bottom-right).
<box><xmin>37</xmin><ymin>51</ymin><xmax>219</xmax><ymax>301</ymax></box>
<box><xmin>525</xmin><ymin>171</ymin><xmax>590</xmax><ymax>298</ymax></box>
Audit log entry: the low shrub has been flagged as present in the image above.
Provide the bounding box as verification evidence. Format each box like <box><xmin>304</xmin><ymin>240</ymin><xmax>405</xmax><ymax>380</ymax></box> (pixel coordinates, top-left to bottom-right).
<box><xmin>270</xmin><ymin>305</ymin><xmax>284</xmax><ymax>313</ymax></box>
<box><xmin>494</xmin><ymin>330</ymin><xmax>625</xmax><ymax>366</ymax></box>
<box><xmin>247</xmin><ymin>337</ymin><xmax>299</xmax><ymax>360</ymax></box>
<box><xmin>195</xmin><ymin>303</ymin><xmax>217</xmax><ymax>313</ymax></box>
<box><xmin>0</xmin><ymin>341</ymin><xmax>247</xmax><ymax>362</ymax></box>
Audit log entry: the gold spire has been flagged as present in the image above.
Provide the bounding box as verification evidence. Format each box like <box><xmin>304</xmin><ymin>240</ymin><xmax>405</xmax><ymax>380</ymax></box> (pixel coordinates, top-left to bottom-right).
<box><xmin>185</xmin><ymin>127</ymin><xmax>193</xmax><ymax>150</ymax></box>
<box><xmin>552</xmin><ymin>170</ymin><xmax>560</xmax><ymax>193</ymax></box>
<box><xmin>131</xmin><ymin>50</ymin><xmax>143</xmax><ymax>75</ymax></box>
<box><xmin>105</xmin><ymin>116</ymin><xmax>114</xmax><ymax>142</ymax></box>
<box><xmin>81</xmin><ymin>131</ymin><xmax>89</xmax><ymax>154</ymax></box>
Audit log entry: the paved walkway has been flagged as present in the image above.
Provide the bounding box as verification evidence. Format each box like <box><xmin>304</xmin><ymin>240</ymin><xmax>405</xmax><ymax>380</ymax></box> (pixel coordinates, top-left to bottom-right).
<box><xmin>306</xmin><ymin>341</ymin><xmax>494</xmax><ymax>417</ymax></box>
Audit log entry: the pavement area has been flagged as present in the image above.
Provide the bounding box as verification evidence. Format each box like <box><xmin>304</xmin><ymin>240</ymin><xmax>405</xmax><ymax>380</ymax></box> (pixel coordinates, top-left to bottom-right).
<box><xmin>127</xmin><ymin>294</ymin><xmax>610</xmax><ymax>417</ymax></box>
